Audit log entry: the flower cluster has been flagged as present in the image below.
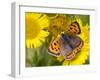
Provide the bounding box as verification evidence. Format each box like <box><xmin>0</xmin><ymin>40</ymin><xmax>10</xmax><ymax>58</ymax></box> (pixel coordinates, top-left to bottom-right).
<box><xmin>49</xmin><ymin>15</ymin><xmax>68</xmax><ymax>37</ymax></box>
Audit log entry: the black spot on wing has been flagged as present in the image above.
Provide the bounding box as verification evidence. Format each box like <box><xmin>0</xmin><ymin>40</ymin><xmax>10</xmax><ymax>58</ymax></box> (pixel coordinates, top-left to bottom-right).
<box><xmin>51</xmin><ymin>44</ymin><xmax>54</xmax><ymax>50</ymax></box>
<box><xmin>54</xmin><ymin>43</ymin><xmax>56</xmax><ymax>45</ymax></box>
<box><xmin>70</xmin><ymin>27</ymin><xmax>72</xmax><ymax>30</ymax></box>
<box><xmin>71</xmin><ymin>21</ymin><xmax>81</xmax><ymax>34</ymax></box>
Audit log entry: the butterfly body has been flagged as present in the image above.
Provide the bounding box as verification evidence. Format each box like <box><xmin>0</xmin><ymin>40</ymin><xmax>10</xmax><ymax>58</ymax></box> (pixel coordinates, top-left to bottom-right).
<box><xmin>48</xmin><ymin>21</ymin><xmax>84</xmax><ymax>61</ymax></box>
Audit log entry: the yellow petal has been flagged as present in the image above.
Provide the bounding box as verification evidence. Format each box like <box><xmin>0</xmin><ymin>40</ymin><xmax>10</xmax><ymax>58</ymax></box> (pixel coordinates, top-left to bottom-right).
<box><xmin>37</xmin><ymin>15</ymin><xmax>50</xmax><ymax>29</ymax></box>
<box><xmin>63</xmin><ymin>60</ymin><xmax>70</xmax><ymax>65</ymax></box>
<box><xmin>32</xmin><ymin>39</ymin><xmax>42</xmax><ymax>48</ymax></box>
<box><xmin>26</xmin><ymin>40</ymin><xmax>31</xmax><ymax>48</ymax></box>
<box><xmin>38</xmin><ymin>30</ymin><xmax>49</xmax><ymax>38</ymax></box>
<box><xmin>26</xmin><ymin>12</ymin><xmax>42</xmax><ymax>21</ymax></box>
<box><xmin>57</xmin><ymin>55</ymin><xmax>64</xmax><ymax>62</ymax></box>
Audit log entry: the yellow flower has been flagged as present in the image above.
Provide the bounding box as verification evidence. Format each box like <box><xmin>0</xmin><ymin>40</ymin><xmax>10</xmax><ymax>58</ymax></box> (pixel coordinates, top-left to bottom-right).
<box><xmin>26</xmin><ymin>12</ymin><xmax>50</xmax><ymax>48</ymax></box>
<box><xmin>49</xmin><ymin>15</ymin><xmax>68</xmax><ymax>37</ymax></box>
<box><xmin>57</xmin><ymin>18</ymin><xmax>90</xmax><ymax>65</ymax></box>
<box><xmin>46</xmin><ymin>14</ymin><xmax>58</xmax><ymax>19</ymax></box>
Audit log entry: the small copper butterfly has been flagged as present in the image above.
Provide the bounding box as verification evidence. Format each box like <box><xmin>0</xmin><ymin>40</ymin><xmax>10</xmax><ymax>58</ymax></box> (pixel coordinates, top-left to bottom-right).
<box><xmin>48</xmin><ymin>21</ymin><xmax>84</xmax><ymax>61</ymax></box>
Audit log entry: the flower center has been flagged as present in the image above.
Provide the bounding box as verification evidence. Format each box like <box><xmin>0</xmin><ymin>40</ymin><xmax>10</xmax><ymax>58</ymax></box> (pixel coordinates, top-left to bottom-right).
<box><xmin>26</xmin><ymin>18</ymin><xmax>40</xmax><ymax>39</ymax></box>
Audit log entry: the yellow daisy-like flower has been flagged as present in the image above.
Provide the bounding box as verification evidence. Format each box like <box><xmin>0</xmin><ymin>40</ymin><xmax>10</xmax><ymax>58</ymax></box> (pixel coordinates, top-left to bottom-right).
<box><xmin>26</xmin><ymin>12</ymin><xmax>50</xmax><ymax>48</ymax></box>
<box><xmin>57</xmin><ymin>18</ymin><xmax>90</xmax><ymax>65</ymax></box>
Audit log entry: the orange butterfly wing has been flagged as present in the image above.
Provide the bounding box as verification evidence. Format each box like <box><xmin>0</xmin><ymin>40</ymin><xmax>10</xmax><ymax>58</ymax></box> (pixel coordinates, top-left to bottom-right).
<box><xmin>63</xmin><ymin>21</ymin><xmax>84</xmax><ymax>60</ymax></box>
<box><xmin>48</xmin><ymin>35</ymin><xmax>61</xmax><ymax>57</ymax></box>
<box><xmin>65</xmin><ymin>21</ymin><xmax>81</xmax><ymax>36</ymax></box>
